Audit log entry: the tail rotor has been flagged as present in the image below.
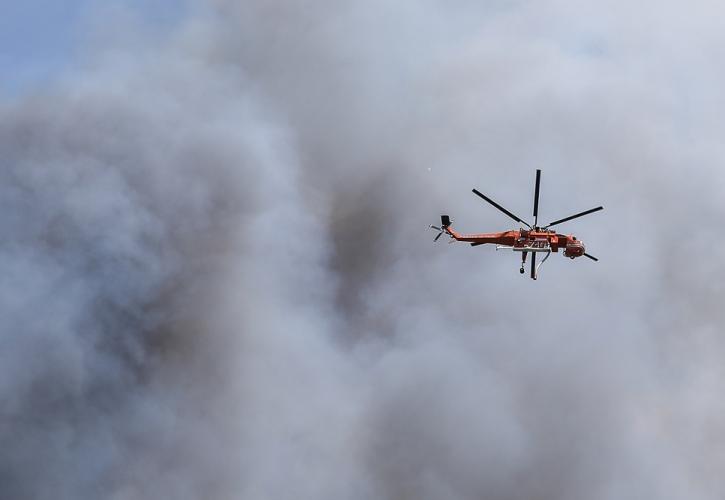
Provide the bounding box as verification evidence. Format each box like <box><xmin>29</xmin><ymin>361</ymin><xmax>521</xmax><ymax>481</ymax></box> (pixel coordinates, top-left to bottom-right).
<box><xmin>430</xmin><ymin>225</ymin><xmax>444</xmax><ymax>242</ymax></box>
<box><xmin>430</xmin><ymin>215</ymin><xmax>452</xmax><ymax>242</ymax></box>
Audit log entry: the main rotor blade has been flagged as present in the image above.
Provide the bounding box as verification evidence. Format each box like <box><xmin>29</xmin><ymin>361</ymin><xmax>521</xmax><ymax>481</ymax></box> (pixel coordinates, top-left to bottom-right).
<box><xmin>472</xmin><ymin>189</ymin><xmax>532</xmax><ymax>229</ymax></box>
<box><xmin>533</xmin><ymin>169</ymin><xmax>541</xmax><ymax>227</ymax></box>
<box><xmin>583</xmin><ymin>253</ymin><xmax>598</xmax><ymax>261</ymax></box>
<box><xmin>530</xmin><ymin>251</ymin><xmax>537</xmax><ymax>279</ymax></box>
<box><xmin>544</xmin><ymin>206</ymin><xmax>603</xmax><ymax>228</ymax></box>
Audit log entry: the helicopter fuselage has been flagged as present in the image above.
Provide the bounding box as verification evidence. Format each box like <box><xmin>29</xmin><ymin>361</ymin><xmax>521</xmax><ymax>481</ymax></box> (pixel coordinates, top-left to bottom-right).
<box><xmin>445</xmin><ymin>227</ymin><xmax>586</xmax><ymax>258</ymax></box>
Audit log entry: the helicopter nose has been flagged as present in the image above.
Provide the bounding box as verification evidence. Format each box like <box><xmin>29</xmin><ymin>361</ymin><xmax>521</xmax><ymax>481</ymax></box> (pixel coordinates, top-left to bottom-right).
<box><xmin>565</xmin><ymin>240</ymin><xmax>585</xmax><ymax>258</ymax></box>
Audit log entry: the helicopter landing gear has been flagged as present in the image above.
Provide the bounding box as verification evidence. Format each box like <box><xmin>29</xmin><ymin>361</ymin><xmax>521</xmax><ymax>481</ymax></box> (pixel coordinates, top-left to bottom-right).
<box><xmin>532</xmin><ymin>249</ymin><xmax>552</xmax><ymax>280</ymax></box>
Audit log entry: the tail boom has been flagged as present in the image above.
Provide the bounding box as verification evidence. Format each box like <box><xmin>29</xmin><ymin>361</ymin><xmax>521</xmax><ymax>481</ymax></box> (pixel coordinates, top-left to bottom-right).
<box><xmin>446</xmin><ymin>226</ymin><xmax>519</xmax><ymax>246</ymax></box>
<box><xmin>438</xmin><ymin>214</ymin><xmax>519</xmax><ymax>246</ymax></box>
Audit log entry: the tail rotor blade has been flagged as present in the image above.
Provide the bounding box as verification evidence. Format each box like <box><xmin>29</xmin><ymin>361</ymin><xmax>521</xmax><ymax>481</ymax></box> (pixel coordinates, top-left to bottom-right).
<box><xmin>545</xmin><ymin>206</ymin><xmax>603</xmax><ymax>228</ymax></box>
<box><xmin>430</xmin><ymin>225</ymin><xmax>442</xmax><ymax>231</ymax></box>
<box><xmin>583</xmin><ymin>253</ymin><xmax>599</xmax><ymax>261</ymax></box>
<box><xmin>472</xmin><ymin>189</ymin><xmax>532</xmax><ymax>229</ymax></box>
<box><xmin>434</xmin><ymin>232</ymin><xmax>443</xmax><ymax>242</ymax></box>
<box><xmin>533</xmin><ymin>169</ymin><xmax>541</xmax><ymax>227</ymax></box>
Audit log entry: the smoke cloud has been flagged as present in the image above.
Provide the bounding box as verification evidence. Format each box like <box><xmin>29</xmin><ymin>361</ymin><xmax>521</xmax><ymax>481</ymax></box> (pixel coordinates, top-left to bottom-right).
<box><xmin>2</xmin><ymin>1</ymin><xmax>725</xmax><ymax>499</ymax></box>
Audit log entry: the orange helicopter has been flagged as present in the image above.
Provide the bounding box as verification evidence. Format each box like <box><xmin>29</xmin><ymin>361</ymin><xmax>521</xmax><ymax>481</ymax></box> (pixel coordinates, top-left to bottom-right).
<box><xmin>430</xmin><ymin>169</ymin><xmax>602</xmax><ymax>280</ymax></box>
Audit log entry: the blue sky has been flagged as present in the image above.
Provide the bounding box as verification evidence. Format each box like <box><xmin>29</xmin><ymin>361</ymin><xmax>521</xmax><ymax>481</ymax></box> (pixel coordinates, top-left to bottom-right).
<box><xmin>0</xmin><ymin>0</ymin><xmax>187</xmax><ymax>95</ymax></box>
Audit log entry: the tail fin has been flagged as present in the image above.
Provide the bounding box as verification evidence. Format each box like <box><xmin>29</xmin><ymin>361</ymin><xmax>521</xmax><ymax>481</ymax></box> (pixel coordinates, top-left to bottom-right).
<box><xmin>440</xmin><ymin>214</ymin><xmax>462</xmax><ymax>241</ymax></box>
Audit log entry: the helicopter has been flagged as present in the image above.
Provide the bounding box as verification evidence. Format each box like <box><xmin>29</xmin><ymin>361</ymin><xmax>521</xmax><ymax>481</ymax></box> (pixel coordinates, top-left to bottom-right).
<box><xmin>430</xmin><ymin>169</ymin><xmax>602</xmax><ymax>280</ymax></box>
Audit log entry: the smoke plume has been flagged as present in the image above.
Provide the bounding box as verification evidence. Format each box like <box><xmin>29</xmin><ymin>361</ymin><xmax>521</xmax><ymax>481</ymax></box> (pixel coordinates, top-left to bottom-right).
<box><xmin>1</xmin><ymin>1</ymin><xmax>725</xmax><ymax>499</ymax></box>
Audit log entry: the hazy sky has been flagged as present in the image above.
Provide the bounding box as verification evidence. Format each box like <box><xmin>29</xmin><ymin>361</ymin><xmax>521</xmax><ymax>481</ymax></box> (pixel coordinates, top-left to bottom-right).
<box><xmin>0</xmin><ymin>0</ymin><xmax>187</xmax><ymax>93</ymax></box>
<box><xmin>2</xmin><ymin>1</ymin><xmax>725</xmax><ymax>499</ymax></box>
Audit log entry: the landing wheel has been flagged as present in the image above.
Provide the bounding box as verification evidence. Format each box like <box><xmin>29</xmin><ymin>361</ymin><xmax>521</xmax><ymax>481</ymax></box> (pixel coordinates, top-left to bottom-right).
<box><xmin>519</xmin><ymin>267</ymin><xmax>525</xmax><ymax>274</ymax></box>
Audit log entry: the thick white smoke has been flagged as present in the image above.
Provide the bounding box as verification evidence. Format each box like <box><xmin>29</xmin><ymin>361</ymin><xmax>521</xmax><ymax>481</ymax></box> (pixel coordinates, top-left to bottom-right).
<box><xmin>2</xmin><ymin>1</ymin><xmax>725</xmax><ymax>499</ymax></box>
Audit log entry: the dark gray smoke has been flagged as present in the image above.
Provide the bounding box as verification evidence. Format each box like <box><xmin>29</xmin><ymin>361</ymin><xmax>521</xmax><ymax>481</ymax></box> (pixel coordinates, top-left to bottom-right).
<box><xmin>2</xmin><ymin>1</ymin><xmax>725</xmax><ymax>499</ymax></box>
